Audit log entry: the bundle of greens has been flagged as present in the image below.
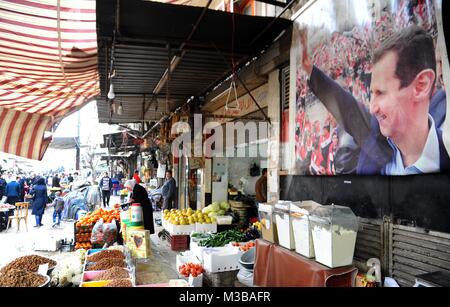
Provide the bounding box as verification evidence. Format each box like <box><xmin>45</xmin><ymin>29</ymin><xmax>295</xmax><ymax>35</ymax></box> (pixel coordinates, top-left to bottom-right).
<box><xmin>198</xmin><ymin>229</ymin><xmax>245</xmax><ymax>247</ymax></box>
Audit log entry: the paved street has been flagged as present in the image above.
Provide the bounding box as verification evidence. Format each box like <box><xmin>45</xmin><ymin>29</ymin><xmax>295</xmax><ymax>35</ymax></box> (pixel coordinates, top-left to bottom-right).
<box><xmin>0</xmin><ymin>196</ymin><xmax>179</xmax><ymax>283</ymax></box>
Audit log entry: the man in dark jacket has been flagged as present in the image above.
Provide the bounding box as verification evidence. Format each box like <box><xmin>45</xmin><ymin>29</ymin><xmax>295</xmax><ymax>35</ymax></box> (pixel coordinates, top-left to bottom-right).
<box><xmin>18</xmin><ymin>175</ymin><xmax>26</xmax><ymax>202</ymax></box>
<box><xmin>52</xmin><ymin>174</ymin><xmax>60</xmax><ymax>188</ymax></box>
<box><xmin>99</xmin><ymin>172</ymin><xmax>113</xmax><ymax>208</ymax></box>
<box><xmin>6</xmin><ymin>177</ymin><xmax>21</xmax><ymax>206</ymax></box>
<box><xmin>0</xmin><ymin>174</ymin><xmax>6</xmax><ymax>200</ymax></box>
<box><xmin>299</xmin><ymin>26</ymin><xmax>450</xmax><ymax>175</ymax></box>
<box><xmin>161</xmin><ymin>170</ymin><xmax>176</xmax><ymax>210</ymax></box>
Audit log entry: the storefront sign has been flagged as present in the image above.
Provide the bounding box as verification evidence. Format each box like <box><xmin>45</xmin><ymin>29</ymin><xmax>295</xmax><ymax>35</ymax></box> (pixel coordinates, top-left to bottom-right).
<box><xmin>289</xmin><ymin>0</ymin><xmax>449</xmax><ymax>176</ymax></box>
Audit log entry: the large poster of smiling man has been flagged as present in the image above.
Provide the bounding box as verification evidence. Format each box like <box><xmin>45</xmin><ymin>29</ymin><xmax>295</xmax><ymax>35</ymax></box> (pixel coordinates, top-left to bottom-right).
<box><xmin>290</xmin><ymin>0</ymin><xmax>449</xmax><ymax>176</ymax></box>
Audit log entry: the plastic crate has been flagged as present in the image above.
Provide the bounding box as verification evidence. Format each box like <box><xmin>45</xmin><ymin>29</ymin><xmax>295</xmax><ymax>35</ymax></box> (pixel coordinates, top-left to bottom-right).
<box><xmin>168</xmin><ymin>234</ymin><xmax>190</xmax><ymax>251</ymax></box>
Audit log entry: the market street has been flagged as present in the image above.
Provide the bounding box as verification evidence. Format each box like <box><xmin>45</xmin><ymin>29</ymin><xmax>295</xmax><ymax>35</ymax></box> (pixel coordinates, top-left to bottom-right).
<box><xmin>0</xmin><ymin>196</ymin><xmax>179</xmax><ymax>284</ymax></box>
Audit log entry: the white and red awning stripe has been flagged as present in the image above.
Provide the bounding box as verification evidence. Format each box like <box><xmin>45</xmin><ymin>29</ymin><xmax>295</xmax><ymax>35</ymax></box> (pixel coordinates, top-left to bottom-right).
<box><xmin>0</xmin><ymin>0</ymin><xmax>99</xmax><ymax>160</ymax></box>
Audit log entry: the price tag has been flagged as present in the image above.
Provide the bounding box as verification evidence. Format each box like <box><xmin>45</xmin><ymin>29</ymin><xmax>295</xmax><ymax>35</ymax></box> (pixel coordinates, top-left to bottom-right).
<box><xmin>37</xmin><ymin>263</ymin><xmax>48</xmax><ymax>276</ymax></box>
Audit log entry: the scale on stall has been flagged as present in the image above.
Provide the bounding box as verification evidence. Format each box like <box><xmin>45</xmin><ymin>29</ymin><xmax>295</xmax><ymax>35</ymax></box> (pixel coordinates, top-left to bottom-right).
<box><xmin>413</xmin><ymin>271</ymin><xmax>450</xmax><ymax>287</ymax></box>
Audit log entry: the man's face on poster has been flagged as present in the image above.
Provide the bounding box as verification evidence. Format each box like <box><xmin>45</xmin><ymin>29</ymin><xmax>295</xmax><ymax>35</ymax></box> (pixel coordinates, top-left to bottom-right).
<box><xmin>369</xmin><ymin>51</ymin><xmax>414</xmax><ymax>141</ymax></box>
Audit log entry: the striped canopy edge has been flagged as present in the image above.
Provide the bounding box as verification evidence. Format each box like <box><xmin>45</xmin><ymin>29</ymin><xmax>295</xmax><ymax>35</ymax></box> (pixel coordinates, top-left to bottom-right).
<box><xmin>0</xmin><ymin>0</ymin><xmax>100</xmax><ymax>160</ymax></box>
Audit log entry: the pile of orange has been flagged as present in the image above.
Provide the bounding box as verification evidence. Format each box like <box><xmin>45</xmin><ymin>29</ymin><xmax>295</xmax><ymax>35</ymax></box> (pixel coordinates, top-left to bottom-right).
<box><xmin>75</xmin><ymin>242</ymin><xmax>92</xmax><ymax>250</ymax></box>
<box><xmin>76</xmin><ymin>208</ymin><xmax>121</xmax><ymax>227</ymax></box>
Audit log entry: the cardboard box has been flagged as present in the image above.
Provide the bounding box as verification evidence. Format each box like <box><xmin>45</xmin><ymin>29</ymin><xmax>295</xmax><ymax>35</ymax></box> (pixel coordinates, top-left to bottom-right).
<box><xmin>127</xmin><ymin>229</ymin><xmax>151</xmax><ymax>259</ymax></box>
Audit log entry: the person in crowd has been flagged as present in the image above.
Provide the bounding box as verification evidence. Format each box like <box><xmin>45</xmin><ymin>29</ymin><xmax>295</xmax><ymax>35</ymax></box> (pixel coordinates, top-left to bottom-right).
<box><xmin>111</xmin><ymin>177</ymin><xmax>120</xmax><ymax>196</ymax></box>
<box><xmin>29</xmin><ymin>178</ymin><xmax>48</xmax><ymax>227</ymax></box>
<box><xmin>68</xmin><ymin>173</ymin><xmax>74</xmax><ymax>183</ymax></box>
<box><xmin>52</xmin><ymin>173</ymin><xmax>60</xmax><ymax>188</ymax></box>
<box><xmin>60</xmin><ymin>173</ymin><xmax>68</xmax><ymax>185</ymax></box>
<box><xmin>133</xmin><ymin>170</ymin><xmax>142</xmax><ymax>184</ymax></box>
<box><xmin>117</xmin><ymin>171</ymin><xmax>124</xmax><ymax>181</ymax></box>
<box><xmin>0</xmin><ymin>173</ymin><xmax>6</xmax><ymax>200</ymax></box>
<box><xmin>255</xmin><ymin>168</ymin><xmax>268</xmax><ymax>205</ymax></box>
<box><xmin>310</xmin><ymin>141</ymin><xmax>326</xmax><ymax>175</ymax></box>
<box><xmin>299</xmin><ymin>25</ymin><xmax>449</xmax><ymax>175</ymax></box>
<box><xmin>161</xmin><ymin>170</ymin><xmax>176</xmax><ymax>211</ymax></box>
<box><xmin>99</xmin><ymin>172</ymin><xmax>113</xmax><ymax>208</ymax></box>
<box><xmin>51</xmin><ymin>191</ymin><xmax>65</xmax><ymax>227</ymax></box>
<box><xmin>18</xmin><ymin>175</ymin><xmax>26</xmax><ymax>202</ymax></box>
<box><xmin>6</xmin><ymin>176</ymin><xmax>21</xmax><ymax>206</ymax></box>
<box><xmin>124</xmin><ymin>179</ymin><xmax>155</xmax><ymax>234</ymax></box>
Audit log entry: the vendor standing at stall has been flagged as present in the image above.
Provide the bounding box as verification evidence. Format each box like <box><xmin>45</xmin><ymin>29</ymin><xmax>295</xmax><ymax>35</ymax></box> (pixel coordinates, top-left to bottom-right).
<box><xmin>162</xmin><ymin>170</ymin><xmax>176</xmax><ymax>211</ymax></box>
<box><xmin>124</xmin><ymin>180</ymin><xmax>155</xmax><ymax>234</ymax></box>
<box><xmin>29</xmin><ymin>178</ymin><xmax>48</xmax><ymax>227</ymax></box>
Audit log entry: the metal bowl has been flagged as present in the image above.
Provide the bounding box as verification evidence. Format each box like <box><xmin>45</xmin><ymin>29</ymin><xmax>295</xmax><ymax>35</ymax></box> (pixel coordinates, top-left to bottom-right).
<box><xmin>239</xmin><ymin>247</ymin><xmax>255</xmax><ymax>271</ymax></box>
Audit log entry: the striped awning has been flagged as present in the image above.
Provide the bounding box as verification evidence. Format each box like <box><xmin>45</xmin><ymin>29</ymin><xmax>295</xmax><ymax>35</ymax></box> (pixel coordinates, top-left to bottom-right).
<box><xmin>0</xmin><ymin>0</ymin><xmax>99</xmax><ymax>160</ymax></box>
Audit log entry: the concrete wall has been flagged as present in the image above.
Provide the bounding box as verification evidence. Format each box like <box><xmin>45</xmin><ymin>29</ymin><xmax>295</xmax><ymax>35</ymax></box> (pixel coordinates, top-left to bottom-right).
<box><xmin>267</xmin><ymin>69</ymin><xmax>281</xmax><ymax>202</ymax></box>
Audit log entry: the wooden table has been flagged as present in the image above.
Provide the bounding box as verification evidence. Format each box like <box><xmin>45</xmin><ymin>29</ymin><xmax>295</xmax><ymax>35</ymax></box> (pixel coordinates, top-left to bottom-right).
<box><xmin>253</xmin><ymin>239</ymin><xmax>358</xmax><ymax>287</ymax></box>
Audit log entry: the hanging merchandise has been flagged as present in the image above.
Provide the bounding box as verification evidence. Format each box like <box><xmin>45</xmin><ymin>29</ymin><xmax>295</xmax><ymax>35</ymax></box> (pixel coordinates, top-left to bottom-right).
<box><xmin>250</xmin><ymin>163</ymin><xmax>260</xmax><ymax>177</ymax></box>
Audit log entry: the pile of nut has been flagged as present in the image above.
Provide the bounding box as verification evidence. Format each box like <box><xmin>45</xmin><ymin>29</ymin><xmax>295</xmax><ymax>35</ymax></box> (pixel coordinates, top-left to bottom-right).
<box><xmin>87</xmin><ymin>250</ymin><xmax>125</xmax><ymax>262</ymax></box>
<box><xmin>93</xmin><ymin>267</ymin><xmax>130</xmax><ymax>281</ymax></box>
<box><xmin>0</xmin><ymin>269</ymin><xmax>47</xmax><ymax>287</ymax></box>
<box><xmin>104</xmin><ymin>278</ymin><xmax>133</xmax><ymax>287</ymax></box>
<box><xmin>86</xmin><ymin>258</ymin><xmax>126</xmax><ymax>271</ymax></box>
<box><xmin>0</xmin><ymin>255</ymin><xmax>56</xmax><ymax>274</ymax></box>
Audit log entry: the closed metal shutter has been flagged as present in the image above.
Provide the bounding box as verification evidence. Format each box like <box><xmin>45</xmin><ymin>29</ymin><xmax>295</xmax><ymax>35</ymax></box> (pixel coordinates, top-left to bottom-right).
<box><xmin>354</xmin><ymin>218</ymin><xmax>386</xmax><ymax>274</ymax></box>
<box><xmin>391</xmin><ymin>225</ymin><xmax>450</xmax><ymax>287</ymax></box>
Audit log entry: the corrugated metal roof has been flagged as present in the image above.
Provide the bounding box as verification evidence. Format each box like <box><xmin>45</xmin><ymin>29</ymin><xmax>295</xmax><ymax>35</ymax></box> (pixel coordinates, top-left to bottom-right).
<box><xmin>95</xmin><ymin>0</ymin><xmax>291</xmax><ymax>124</ymax></box>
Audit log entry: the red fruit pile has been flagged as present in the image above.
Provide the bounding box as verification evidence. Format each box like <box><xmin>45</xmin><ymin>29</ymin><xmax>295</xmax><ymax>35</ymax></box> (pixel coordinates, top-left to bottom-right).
<box><xmin>178</xmin><ymin>263</ymin><xmax>205</xmax><ymax>278</ymax></box>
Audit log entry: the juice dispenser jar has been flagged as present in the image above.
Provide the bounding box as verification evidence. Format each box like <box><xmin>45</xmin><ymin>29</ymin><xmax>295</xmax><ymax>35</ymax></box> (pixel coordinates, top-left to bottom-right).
<box><xmin>258</xmin><ymin>203</ymin><xmax>278</xmax><ymax>244</ymax></box>
<box><xmin>290</xmin><ymin>201</ymin><xmax>322</xmax><ymax>258</ymax></box>
<box><xmin>309</xmin><ymin>204</ymin><xmax>358</xmax><ymax>268</ymax></box>
<box><xmin>273</xmin><ymin>201</ymin><xmax>295</xmax><ymax>250</ymax></box>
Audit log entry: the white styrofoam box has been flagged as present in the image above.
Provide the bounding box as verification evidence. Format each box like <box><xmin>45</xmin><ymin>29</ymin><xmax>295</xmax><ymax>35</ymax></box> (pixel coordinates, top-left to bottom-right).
<box><xmin>215</xmin><ymin>216</ymin><xmax>232</xmax><ymax>225</ymax></box>
<box><xmin>190</xmin><ymin>241</ymin><xmax>209</xmax><ymax>262</ymax></box>
<box><xmin>33</xmin><ymin>237</ymin><xmax>61</xmax><ymax>252</ymax></box>
<box><xmin>176</xmin><ymin>251</ymin><xmax>202</xmax><ymax>270</ymax></box>
<box><xmin>165</xmin><ymin>223</ymin><xmax>195</xmax><ymax>236</ymax></box>
<box><xmin>195</xmin><ymin>223</ymin><xmax>217</xmax><ymax>233</ymax></box>
<box><xmin>274</xmin><ymin>211</ymin><xmax>295</xmax><ymax>250</ymax></box>
<box><xmin>202</xmin><ymin>246</ymin><xmax>244</xmax><ymax>273</ymax></box>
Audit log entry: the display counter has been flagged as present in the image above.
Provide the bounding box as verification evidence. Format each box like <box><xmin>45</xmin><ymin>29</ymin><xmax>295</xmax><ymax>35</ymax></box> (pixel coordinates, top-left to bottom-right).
<box><xmin>253</xmin><ymin>239</ymin><xmax>357</xmax><ymax>287</ymax></box>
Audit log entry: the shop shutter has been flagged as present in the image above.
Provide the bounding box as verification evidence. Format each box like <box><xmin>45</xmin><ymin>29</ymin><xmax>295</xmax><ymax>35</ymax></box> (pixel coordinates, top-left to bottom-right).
<box><xmin>353</xmin><ymin>218</ymin><xmax>386</xmax><ymax>274</ymax></box>
<box><xmin>390</xmin><ymin>225</ymin><xmax>450</xmax><ymax>287</ymax></box>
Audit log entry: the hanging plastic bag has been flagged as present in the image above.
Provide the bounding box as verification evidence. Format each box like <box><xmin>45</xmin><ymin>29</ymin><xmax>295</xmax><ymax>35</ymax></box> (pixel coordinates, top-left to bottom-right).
<box><xmin>102</xmin><ymin>219</ymin><xmax>118</xmax><ymax>246</ymax></box>
<box><xmin>91</xmin><ymin>219</ymin><xmax>105</xmax><ymax>245</ymax></box>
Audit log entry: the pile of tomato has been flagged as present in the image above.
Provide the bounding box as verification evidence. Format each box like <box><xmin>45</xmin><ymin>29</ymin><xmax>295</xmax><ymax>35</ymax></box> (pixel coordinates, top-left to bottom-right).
<box><xmin>178</xmin><ymin>263</ymin><xmax>205</xmax><ymax>278</ymax></box>
<box><xmin>231</xmin><ymin>241</ymin><xmax>256</xmax><ymax>252</ymax></box>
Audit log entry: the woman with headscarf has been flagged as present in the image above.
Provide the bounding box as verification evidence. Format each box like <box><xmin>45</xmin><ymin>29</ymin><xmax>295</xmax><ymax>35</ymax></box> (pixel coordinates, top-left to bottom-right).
<box><xmin>29</xmin><ymin>178</ymin><xmax>48</xmax><ymax>227</ymax></box>
<box><xmin>124</xmin><ymin>180</ymin><xmax>154</xmax><ymax>234</ymax></box>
